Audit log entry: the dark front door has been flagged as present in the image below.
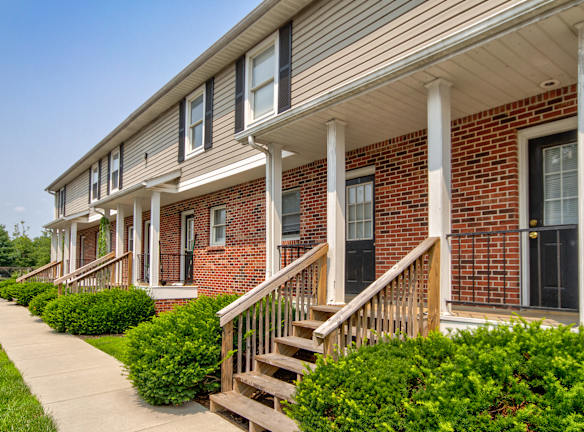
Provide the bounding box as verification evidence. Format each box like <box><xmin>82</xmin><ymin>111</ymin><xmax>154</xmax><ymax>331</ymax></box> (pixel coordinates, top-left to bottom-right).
<box><xmin>346</xmin><ymin>175</ymin><xmax>375</xmax><ymax>295</ymax></box>
<box><xmin>183</xmin><ymin>215</ymin><xmax>195</xmax><ymax>283</ymax></box>
<box><xmin>528</xmin><ymin>130</ymin><xmax>578</xmax><ymax>309</ymax></box>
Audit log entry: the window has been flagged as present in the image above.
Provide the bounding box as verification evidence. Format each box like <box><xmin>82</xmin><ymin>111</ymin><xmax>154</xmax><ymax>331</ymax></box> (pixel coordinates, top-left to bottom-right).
<box><xmin>58</xmin><ymin>187</ymin><xmax>65</xmax><ymax>217</ymax></box>
<box><xmin>128</xmin><ymin>226</ymin><xmax>134</xmax><ymax>252</ymax></box>
<box><xmin>210</xmin><ymin>206</ymin><xmax>226</xmax><ymax>246</ymax></box>
<box><xmin>91</xmin><ymin>163</ymin><xmax>99</xmax><ymax>202</ymax></box>
<box><xmin>246</xmin><ymin>35</ymin><xmax>278</xmax><ymax>124</ymax></box>
<box><xmin>110</xmin><ymin>148</ymin><xmax>120</xmax><ymax>192</ymax></box>
<box><xmin>543</xmin><ymin>142</ymin><xmax>578</xmax><ymax>225</ymax></box>
<box><xmin>282</xmin><ymin>189</ymin><xmax>300</xmax><ymax>238</ymax></box>
<box><xmin>346</xmin><ymin>182</ymin><xmax>374</xmax><ymax>241</ymax></box>
<box><xmin>185</xmin><ymin>87</ymin><xmax>205</xmax><ymax>157</ymax></box>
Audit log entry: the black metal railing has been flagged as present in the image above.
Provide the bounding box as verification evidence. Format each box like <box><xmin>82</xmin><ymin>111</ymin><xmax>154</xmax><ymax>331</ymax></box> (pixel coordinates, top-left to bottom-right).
<box><xmin>277</xmin><ymin>243</ymin><xmax>318</xmax><ymax>268</ymax></box>
<box><xmin>159</xmin><ymin>252</ymin><xmax>195</xmax><ymax>285</ymax></box>
<box><xmin>447</xmin><ymin>225</ymin><xmax>578</xmax><ymax>312</ymax></box>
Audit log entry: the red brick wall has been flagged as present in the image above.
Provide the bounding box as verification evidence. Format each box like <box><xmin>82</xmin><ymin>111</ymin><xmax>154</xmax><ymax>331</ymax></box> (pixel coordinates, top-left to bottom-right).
<box><xmin>154</xmin><ymin>298</ymin><xmax>193</xmax><ymax>314</ymax></box>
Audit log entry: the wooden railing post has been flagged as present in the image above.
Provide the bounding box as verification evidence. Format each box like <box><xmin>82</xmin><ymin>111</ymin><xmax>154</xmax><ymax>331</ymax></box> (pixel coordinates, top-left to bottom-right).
<box><xmin>427</xmin><ymin>239</ymin><xmax>441</xmax><ymax>333</ymax></box>
<box><xmin>221</xmin><ymin>320</ymin><xmax>234</xmax><ymax>392</ymax></box>
<box><xmin>317</xmin><ymin>255</ymin><xmax>327</xmax><ymax>306</ymax></box>
<box><xmin>322</xmin><ymin>330</ymin><xmax>338</xmax><ymax>361</ymax></box>
<box><xmin>127</xmin><ymin>254</ymin><xmax>132</xmax><ymax>289</ymax></box>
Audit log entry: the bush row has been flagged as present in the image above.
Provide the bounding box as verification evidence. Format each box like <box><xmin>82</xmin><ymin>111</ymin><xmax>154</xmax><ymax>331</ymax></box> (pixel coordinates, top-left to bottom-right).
<box><xmin>287</xmin><ymin>321</ymin><xmax>584</xmax><ymax>432</ymax></box>
<box><xmin>0</xmin><ymin>280</ymin><xmax>53</xmax><ymax>306</ymax></box>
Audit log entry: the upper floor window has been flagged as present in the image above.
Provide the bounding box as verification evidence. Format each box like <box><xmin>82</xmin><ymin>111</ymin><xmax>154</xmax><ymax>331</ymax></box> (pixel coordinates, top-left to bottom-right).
<box><xmin>282</xmin><ymin>189</ymin><xmax>300</xmax><ymax>238</ymax></box>
<box><xmin>210</xmin><ymin>205</ymin><xmax>226</xmax><ymax>246</ymax></box>
<box><xmin>185</xmin><ymin>87</ymin><xmax>205</xmax><ymax>157</ymax></box>
<box><xmin>246</xmin><ymin>35</ymin><xmax>278</xmax><ymax>124</ymax></box>
<box><xmin>91</xmin><ymin>163</ymin><xmax>99</xmax><ymax>202</ymax></box>
<box><xmin>57</xmin><ymin>187</ymin><xmax>65</xmax><ymax>217</ymax></box>
<box><xmin>110</xmin><ymin>148</ymin><xmax>120</xmax><ymax>192</ymax></box>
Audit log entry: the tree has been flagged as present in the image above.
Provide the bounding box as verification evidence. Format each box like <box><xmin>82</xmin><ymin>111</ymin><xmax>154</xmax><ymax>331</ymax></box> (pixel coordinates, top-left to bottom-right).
<box><xmin>11</xmin><ymin>221</ymin><xmax>35</xmax><ymax>267</ymax></box>
<box><xmin>98</xmin><ymin>217</ymin><xmax>111</xmax><ymax>257</ymax></box>
<box><xmin>0</xmin><ymin>224</ymin><xmax>15</xmax><ymax>266</ymax></box>
<box><xmin>31</xmin><ymin>230</ymin><xmax>51</xmax><ymax>267</ymax></box>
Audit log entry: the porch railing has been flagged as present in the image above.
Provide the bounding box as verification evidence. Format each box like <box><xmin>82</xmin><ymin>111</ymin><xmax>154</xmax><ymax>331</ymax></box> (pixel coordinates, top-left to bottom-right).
<box><xmin>216</xmin><ymin>243</ymin><xmax>328</xmax><ymax>392</ymax></box>
<box><xmin>278</xmin><ymin>243</ymin><xmax>318</xmax><ymax>267</ymax></box>
<box><xmin>313</xmin><ymin>237</ymin><xmax>441</xmax><ymax>357</ymax></box>
<box><xmin>159</xmin><ymin>252</ymin><xmax>195</xmax><ymax>285</ymax></box>
<box><xmin>448</xmin><ymin>225</ymin><xmax>578</xmax><ymax>312</ymax></box>
<box><xmin>16</xmin><ymin>260</ymin><xmax>63</xmax><ymax>283</ymax></box>
<box><xmin>54</xmin><ymin>252</ymin><xmax>116</xmax><ymax>286</ymax></box>
<box><xmin>62</xmin><ymin>251</ymin><xmax>133</xmax><ymax>294</ymax></box>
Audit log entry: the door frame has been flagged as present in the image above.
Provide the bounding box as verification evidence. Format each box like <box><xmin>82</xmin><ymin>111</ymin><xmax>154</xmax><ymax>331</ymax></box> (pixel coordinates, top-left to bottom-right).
<box><xmin>180</xmin><ymin>210</ymin><xmax>195</xmax><ymax>283</ymax></box>
<box><xmin>518</xmin><ymin>116</ymin><xmax>577</xmax><ymax>306</ymax></box>
<box><xmin>144</xmin><ymin>220</ymin><xmax>151</xmax><ymax>282</ymax></box>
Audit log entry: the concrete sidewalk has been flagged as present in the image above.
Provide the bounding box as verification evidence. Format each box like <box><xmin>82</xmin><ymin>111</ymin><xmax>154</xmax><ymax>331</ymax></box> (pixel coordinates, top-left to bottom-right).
<box><xmin>0</xmin><ymin>299</ymin><xmax>241</xmax><ymax>432</ymax></box>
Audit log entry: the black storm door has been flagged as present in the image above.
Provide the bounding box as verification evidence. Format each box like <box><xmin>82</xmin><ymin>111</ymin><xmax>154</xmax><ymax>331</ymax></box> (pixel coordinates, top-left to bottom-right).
<box><xmin>345</xmin><ymin>175</ymin><xmax>375</xmax><ymax>295</ymax></box>
<box><xmin>528</xmin><ymin>130</ymin><xmax>578</xmax><ymax>309</ymax></box>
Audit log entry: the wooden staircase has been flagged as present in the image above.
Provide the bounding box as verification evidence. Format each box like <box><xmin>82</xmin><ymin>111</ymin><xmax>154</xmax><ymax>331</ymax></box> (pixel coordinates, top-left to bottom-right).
<box><xmin>210</xmin><ymin>304</ymin><xmax>342</xmax><ymax>432</ymax></box>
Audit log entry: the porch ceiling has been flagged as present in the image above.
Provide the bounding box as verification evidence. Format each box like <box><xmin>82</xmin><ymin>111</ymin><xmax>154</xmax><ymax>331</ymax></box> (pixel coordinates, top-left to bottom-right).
<box><xmin>256</xmin><ymin>4</ymin><xmax>584</xmax><ymax>160</ymax></box>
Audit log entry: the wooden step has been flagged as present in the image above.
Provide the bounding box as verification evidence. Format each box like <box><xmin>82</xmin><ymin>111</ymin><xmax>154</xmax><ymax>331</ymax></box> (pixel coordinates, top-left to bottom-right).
<box><xmin>310</xmin><ymin>304</ymin><xmax>343</xmax><ymax>314</ymax></box>
<box><xmin>275</xmin><ymin>336</ymin><xmax>324</xmax><ymax>354</ymax></box>
<box><xmin>255</xmin><ymin>353</ymin><xmax>316</xmax><ymax>375</ymax></box>
<box><xmin>210</xmin><ymin>391</ymin><xmax>298</xmax><ymax>432</ymax></box>
<box><xmin>292</xmin><ymin>319</ymin><xmax>324</xmax><ymax>330</ymax></box>
<box><xmin>235</xmin><ymin>371</ymin><xmax>295</xmax><ymax>402</ymax></box>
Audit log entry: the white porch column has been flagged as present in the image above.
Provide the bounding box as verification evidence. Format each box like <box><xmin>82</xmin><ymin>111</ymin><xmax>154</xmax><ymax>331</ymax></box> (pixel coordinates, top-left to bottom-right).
<box><xmin>326</xmin><ymin>119</ymin><xmax>346</xmax><ymax>304</ymax></box>
<box><xmin>149</xmin><ymin>191</ymin><xmax>161</xmax><ymax>287</ymax></box>
<box><xmin>63</xmin><ymin>227</ymin><xmax>70</xmax><ymax>274</ymax></box>
<box><xmin>50</xmin><ymin>229</ymin><xmax>58</xmax><ymax>262</ymax></box>
<box><xmin>426</xmin><ymin>78</ymin><xmax>452</xmax><ymax>314</ymax></box>
<box><xmin>116</xmin><ymin>204</ymin><xmax>126</xmax><ymax>257</ymax></box>
<box><xmin>576</xmin><ymin>23</ymin><xmax>584</xmax><ymax>325</ymax></box>
<box><xmin>69</xmin><ymin>222</ymin><xmax>78</xmax><ymax>272</ymax></box>
<box><xmin>266</xmin><ymin>144</ymin><xmax>283</xmax><ymax>277</ymax></box>
<box><xmin>133</xmin><ymin>199</ymin><xmax>143</xmax><ymax>285</ymax></box>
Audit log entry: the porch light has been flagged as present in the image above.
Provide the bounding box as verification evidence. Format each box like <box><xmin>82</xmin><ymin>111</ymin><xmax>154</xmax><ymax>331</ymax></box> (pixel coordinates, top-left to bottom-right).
<box><xmin>539</xmin><ymin>79</ymin><xmax>560</xmax><ymax>89</ymax></box>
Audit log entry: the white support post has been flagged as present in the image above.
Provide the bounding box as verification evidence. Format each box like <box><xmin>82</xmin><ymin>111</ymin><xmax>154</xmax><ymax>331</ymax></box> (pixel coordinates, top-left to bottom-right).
<box><xmin>50</xmin><ymin>229</ymin><xmax>58</xmax><ymax>261</ymax></box>
<box><xmin>133</xmin><ymin>199</ymin><xmax>143</xmax><ymax>285</ymax></box>
<box><xmin>149</xmin><ymin>192</ymin><xmax>161</xmax><ymax>287</ymax></box>
<box><xmin>326</xmin><ymin>119</ymin><xmax>346</xmax><ymax>304</ymax></box>
<box><xmin>266</xmin><ymin>144</ymin><xmax>283</xmax><ymax>277</ymax></box>
<box><xmin>426</xmin><ymin>78</ymin><xmax>453</xmax><ymax>315</ymax></box>
<box><xmin>70</xmin><ymin>222</ymin><xmax>78</xmax><ymax>272</ymax></box>
<box><xmin>63</xmin><ymin>228</ymin><xmax>70</xmax><ymax>274</ymax></box>
<box><xmin>576</xmin><ymin>23</ymin><xmax>584</xmax><ymax>325</ymax></box>
<box><xmin>116</xmin><ymin>204</ymin><xmax>125</xmax><ymax>257</ymax></box>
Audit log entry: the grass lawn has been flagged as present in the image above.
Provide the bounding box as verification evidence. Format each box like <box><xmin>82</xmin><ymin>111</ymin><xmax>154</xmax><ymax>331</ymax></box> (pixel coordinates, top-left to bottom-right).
<box><xmin>0</xmin><ymin>346</ymin><xmax>57</xmax><ymax>432</ymax></box>
<box><xmin>83</xmin><ymin>335</ymin><xmax>128</xmax><ymax>363</ymax></box>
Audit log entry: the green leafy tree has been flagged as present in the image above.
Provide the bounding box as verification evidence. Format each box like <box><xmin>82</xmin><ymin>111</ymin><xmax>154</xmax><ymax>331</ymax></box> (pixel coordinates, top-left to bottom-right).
<box><xmin>97</xmin><ymin>217</ymin><xmax>110</xmax><ymax>257</ymax></box>
<box><xmin>0</xmin><ymin>225</ymin><xmax>15</xmax><ymax>266</ymax></box>
<box><xmin>11</xmin><ymin>221</ymin><xmax>34</xmax><ymax>267</ymax></box>
<box><xmin>31</xmin><ymin>230</ymin><xmax>51</xmax><ymax>267</ymax></box>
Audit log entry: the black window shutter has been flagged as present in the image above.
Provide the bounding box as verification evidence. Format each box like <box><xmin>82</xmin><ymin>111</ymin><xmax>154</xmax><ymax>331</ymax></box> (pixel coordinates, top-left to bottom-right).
<box><xmin>204</xmin><ymin>78</ymin><xmax>214</xmax><ymax>150</ymax></box>
<box><xmin>278</xmin><ymin>21</ymin><xmax>292</xmax><ymax>113</ymax></box>
<box><xmin>178</xmin><ymin>99</ymin><xmax>186</xmax><ymax>163</ymax></box>
<box><xmin>98</xmin><ymin>159</ymin><xmax>102</xmax><ymax>200</ymax></box>
<box><xmin>107</xmin><ymin>152</ymin><xmax>111</xmax><ymax>195</ymax></box>
<box><xmin>88</xmin><ymin>168</ymin><xmax>91</xmax><ymax>204</ymax></box>
<box><xmin>234</xmin><ymin>56</ymin><xmax>245</xmax><ymax>133</ymax></box>
<box><xmin>119</xmin><ymin>143</ymin><xmax>124</xmax><ymax>189</ymax></box>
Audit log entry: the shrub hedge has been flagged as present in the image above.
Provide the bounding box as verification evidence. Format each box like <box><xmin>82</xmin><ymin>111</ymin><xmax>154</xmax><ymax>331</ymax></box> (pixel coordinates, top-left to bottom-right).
<box><xmin>287</xmin><ymin>321</ymin><xmax>584</xmax><ymax>432</ymax></box>
<box><xmin>28</xmin><ymin>288</ymin><xmax>58</xmax><ymax>316</ymax></box>
<box><xmin>14</xmin><ymin>282</ymin><xmax>54</xmax><ymax>307</ymax></box>
<box><xmin>42</xmin><ymin>288</ymin><xmax>155</xmax><ymax>335</ymax></box>
<box><xmin>125</xmin><ymin>294</ymin><xmax>238</xmax><ymax>405</ymax></box>
<box><xmin>0</xmin><ymin>279</ymin><xmax>18</xmax><ymax>301</ymax></box>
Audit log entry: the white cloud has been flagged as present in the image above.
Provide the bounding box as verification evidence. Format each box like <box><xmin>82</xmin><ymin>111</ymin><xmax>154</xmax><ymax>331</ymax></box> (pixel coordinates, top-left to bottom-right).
<box><xmin>13</xmin><ymin>206</ymin><xmax>25</xmax><ymax>213</ymax></box>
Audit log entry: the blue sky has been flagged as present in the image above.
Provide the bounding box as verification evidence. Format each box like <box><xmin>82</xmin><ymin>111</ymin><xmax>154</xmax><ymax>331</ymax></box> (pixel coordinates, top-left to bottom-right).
<box><xmin>0</xmin><ymin>0</ymin><xmax>259</xmax><ymax>237</ymax></box>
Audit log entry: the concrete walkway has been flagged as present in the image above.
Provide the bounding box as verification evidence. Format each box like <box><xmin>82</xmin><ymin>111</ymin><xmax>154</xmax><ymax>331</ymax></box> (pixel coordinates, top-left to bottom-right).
<box><xmin>0</xmin><ymin>299</ymin><xmax>241</xmax><ymax>432</ymax></box>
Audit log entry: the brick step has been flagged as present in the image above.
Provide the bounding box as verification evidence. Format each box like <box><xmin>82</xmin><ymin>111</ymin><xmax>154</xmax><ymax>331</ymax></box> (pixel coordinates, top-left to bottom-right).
<box><xmin>210</xmin><ymin>391</ymin><xmax>298</xmax><ymax>432</ymax></box>
<box><xmin>235</xmin><ymin>371</ymin><xmax>295</xmax><ymax>402</ymax></box>
<box><xmin>255</xmin><ymin>353</ymin><xmax>316</xmax><ymax>375</ymax></box>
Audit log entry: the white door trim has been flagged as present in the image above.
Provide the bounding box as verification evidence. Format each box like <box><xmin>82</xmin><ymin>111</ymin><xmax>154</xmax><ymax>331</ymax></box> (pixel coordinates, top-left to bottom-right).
<box><xmin>517</xmin><ymin>116</ymin><xmax>577</xmax><ymax>306</ymax></box>
<box><xmin>180</xmin><ymin>209</ymin><xmax>195</xmax><ymax>283</ymax></box>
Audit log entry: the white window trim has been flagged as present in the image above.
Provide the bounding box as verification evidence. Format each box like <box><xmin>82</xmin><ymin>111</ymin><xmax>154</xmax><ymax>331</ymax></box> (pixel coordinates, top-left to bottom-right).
<box><xmin>128</xmin><ymin>226</ymin><xmax>134</xmax><ymax>252</ymax></box>
<box><xmin>244</xmin><ymin>31</ymin><xmax>279</xmax><ymax>128</ymax></box>
<box><xmin>210</xmin><ymin>205</ymin><xmax>226</xmax><ymax>247</ymax></box>
<box><xmin>184</xmin><ymin>86</ymin><xmax>206</xmax><ymax>160</ymax></box>
<box><xmin>110</xmin><ymin>147</ymin><xmax>121</xmax><ymax>193</ymax></box>
<box><xmin>345</xmin><ymin>181</ymin><xmax>374</xmax><ymax>242</ymax></box>
<box><xmin>282</xmin><ymin>188</ymin><xmax>300</xmax><ymax>241</ymax></box>
<box><xmin>58</xmin><ymin>187</ymin><xmax>65</xmax><ymax>217</ymax></box>
<box><xmin>180</xmin><ymin>210</ymin><xmax>195</xmax><ymax>281</ymax></box>
<box><xmin>91</xmin><ymin>163</ymin><xmax>99</xmax><ymax>202</ymax></box>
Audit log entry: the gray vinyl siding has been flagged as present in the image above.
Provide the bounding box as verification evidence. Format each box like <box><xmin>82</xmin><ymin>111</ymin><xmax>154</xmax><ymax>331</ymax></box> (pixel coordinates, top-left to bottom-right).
<box><xmin>99</xmin><ymin>155</ymin><xmax>108</xmax><ymax>200</ymax></box>
<box><xmin>180</xmin><ymin>64</ymin><xmax>260</xmax><ymax>183</ymax></box>
<box><xmin>291</xmin><ymin>0</ymin><xmax>515</xmax><ymax>106</ymax></box>
<box><xmin>65</xmin><ymin>172</ymin><xmax>90</xmax><ymax>215</ymax></box>
<box><xmin>122</xmin><ymin>107</ymin><xmax>179</xmax><ymax>189</ymax></box>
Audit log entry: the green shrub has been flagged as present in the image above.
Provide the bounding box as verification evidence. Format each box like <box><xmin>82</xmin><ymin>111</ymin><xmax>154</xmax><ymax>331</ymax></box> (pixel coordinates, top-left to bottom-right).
<box><xmin>28</xmin><ymin>289</ymin><xmax>58</xmax><ymax>316</ymax></box>
<box><xmin>287</xmin><ymin>321</ymin><xmax>584</xmax><ymax>432</ymax></box>
<box><xmin>42</xmin><ymin>288</ymin><xmax>155</xmax><ymax>335</ymax></box>
<box><xmin>14</xmin><ymin>282</ymin><xmax>54</xmax><ymax>306</ymax></box>
<box><xmin>0</xmin><ymin>279</ymin><xmax>18</xmax><ymax>300</ymax></box>
<box><xmin>125</xmin><ymin>294</ymin><xmax>238</xmax><ymax>405</ymax></box>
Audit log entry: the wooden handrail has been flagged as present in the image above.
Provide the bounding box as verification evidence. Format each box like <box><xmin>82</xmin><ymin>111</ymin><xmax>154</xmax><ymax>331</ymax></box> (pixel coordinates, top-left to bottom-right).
<box><xmin>217</xmin><ymin>243</ymin><xmax>329</xmax><ymax>326</ymax></box>
<box><xmin>67</xmin><ymin>251</ymin><xmax>132</xmax><ymax>286</ymax></box>
<box><xmin>16</xmin><ymin>260</ymin><xmax>62</xmax><ymax>283</ymax></box>
<box><xmin>313</xmin><ymin>237</ymin><xmax>440</xmax><ymax>355</ymax></box>
<box><xmin>54</xmin><ymin>251</ymin><xmax>115</xmax><ymax>285</ymax></box>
